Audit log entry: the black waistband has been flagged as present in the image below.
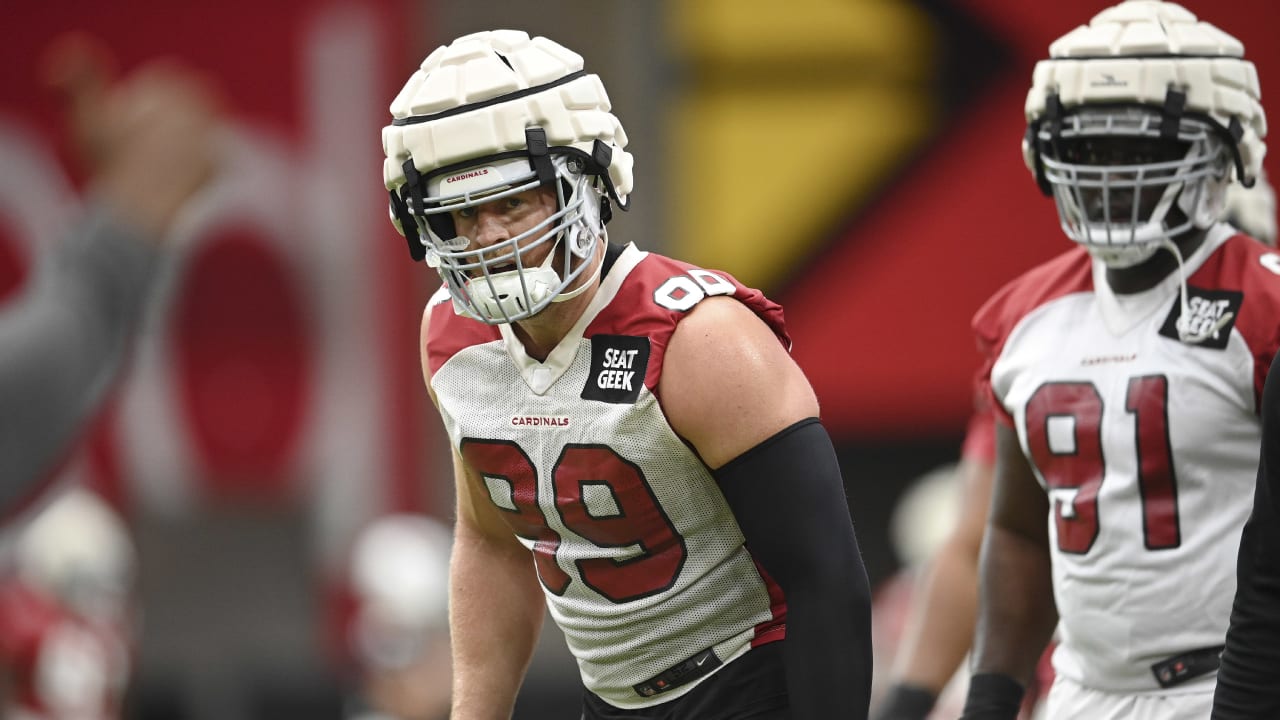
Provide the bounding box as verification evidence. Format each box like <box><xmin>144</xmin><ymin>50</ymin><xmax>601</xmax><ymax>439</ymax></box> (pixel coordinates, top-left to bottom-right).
<box><xmin>1150</xmin><ymin>645</ymin><xmax>1225</xmax><ymax>688</ymax></box>
<box><xmin>633</xmin><ymin>647</ymin><xmax>723</xmax><ymax>698</ymax></box>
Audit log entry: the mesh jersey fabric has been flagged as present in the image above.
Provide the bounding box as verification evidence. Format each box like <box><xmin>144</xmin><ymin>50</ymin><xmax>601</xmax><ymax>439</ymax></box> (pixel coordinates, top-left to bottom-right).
<box><xmin>426</xmin><ymin>243</ymin><xmax>789</xmax><ymax>709</ymax></box>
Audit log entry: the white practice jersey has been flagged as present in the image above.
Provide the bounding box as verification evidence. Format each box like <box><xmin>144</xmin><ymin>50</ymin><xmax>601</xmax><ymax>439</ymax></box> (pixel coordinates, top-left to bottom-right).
<box><xmin>974</xmin><ymin>224</ymin><xmax>1280</xmax><ymax>693</ymax></box>
<box><xmin>426</xmin><ymin>244</ymin><xmax>788</xmax><ymax>709</ymax></box>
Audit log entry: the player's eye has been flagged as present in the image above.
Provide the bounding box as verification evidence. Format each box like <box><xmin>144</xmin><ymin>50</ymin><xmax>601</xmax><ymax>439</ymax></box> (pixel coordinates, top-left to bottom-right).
<box><xmin>455</xmin><ymin>207</ymin><xmax>477</xmax><ymax>220</ymax></box>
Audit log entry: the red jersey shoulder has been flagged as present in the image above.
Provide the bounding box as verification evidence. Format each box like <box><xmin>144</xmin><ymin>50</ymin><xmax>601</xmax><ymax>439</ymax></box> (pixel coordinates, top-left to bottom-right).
<box><xmin>971</xmin><ymin>246</ymin><xmax>1094</xmax><ymax>355</ymax></box>
<box><xmin>587</xmin><ymin>251</ymin><xmax>790</xmax><ymax>348</ymax></box>
<box><xmin>1188</xmin><ymin>232</ymin><xmax>1280</xmax><ymax>407</ymax></box>
<box><xmin>1189</xmin><ymin>233</ymin><xmax>1280</xmax><ymax>344</ymax></box>
<box><xmin>586</xmin><ymin>251</ymin><xmax>790</xmax><ymax>399</ymax></box>
<box><xmin>423</xmin><ymin>287</ymin><xmax>501</xmax><ymax>376</ymax></box>
<box><xmin>970</xmin><ymin>246</ymin><xmax>1092</xmax><ymax>426</ymax></box>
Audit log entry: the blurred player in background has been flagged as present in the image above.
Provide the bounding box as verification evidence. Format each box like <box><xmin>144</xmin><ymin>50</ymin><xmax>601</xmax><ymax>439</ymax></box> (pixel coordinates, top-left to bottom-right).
<box><xmin>382</xmin><ymin>29</ymin><xmax>871</xmax><ymax>720</ymax></box>
<box><xmin>872</xmin><ymin>154</ymin><xmax>1279</xmax><ymax>720</ymax></box>
<box><xmin>872</xmin><ymin>413</ymin><xmax>1001</xmax><ymax>720</ymax></box>
<box><xmin>0</xmin><ymin>36</ymin><xmax>220</xmax><ymax>518</ymax></box>
<box><xmin>0</xmin><ymin>487</ymin><xmax>136</xmax><ymax>719</ymax></box>
<box><xmin>343</xmin><ymin>514</ymin><xmax>452</xmax><ymax>720</ymax></box>
<box><xmin>959</xmin><ymin>2</ymin><xmax>1278</xmax><ymax>718</ymax></box>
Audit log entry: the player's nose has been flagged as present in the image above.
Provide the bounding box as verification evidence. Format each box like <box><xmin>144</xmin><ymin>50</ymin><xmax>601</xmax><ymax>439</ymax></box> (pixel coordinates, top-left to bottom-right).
<box><xmin>472</xmin><ymin>209</ymin><xmax>512</xmax><ymax>247</ymax></box>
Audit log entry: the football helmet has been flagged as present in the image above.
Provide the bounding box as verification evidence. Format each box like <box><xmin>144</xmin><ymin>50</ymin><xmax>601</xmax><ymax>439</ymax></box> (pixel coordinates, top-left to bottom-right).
<box><xmin>348</xmin><ymin>514</ymin><xmax>452</xmax><ymax>671</ymax></box>
<box><xmin>14</xmin><ymin>488</ymin><xmax>135</xmax><ymax>623</ymax></box>
<box><xmin>382</xmin><ymin>30</ymin><xmax>634</xmax><ymax>324</ymax></box>
<box><xmin>1023</xmin><ymin>0</ymin><xmax>1267</xmax><ymax>266</ymax></box>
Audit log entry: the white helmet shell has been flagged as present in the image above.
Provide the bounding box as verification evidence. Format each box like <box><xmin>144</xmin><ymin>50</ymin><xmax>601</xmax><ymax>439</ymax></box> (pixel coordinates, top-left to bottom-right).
<box><xmin>1022</xmin><ymin>1</ymin><xmax>1267</xmax><ymax>258</ymax></box>
<box><xmin>382</xmin><ymin>29</ymin><xmax>632</xmax><ymax>202</ymax></box>
<box><xmin>14</xmin><ymin>487</ymin><xmax>135</xmax><ymax>622</ymax></box>
<box><xmin>381</xmin><ymin>30</ymin><xmax>634</xmax><ymax>323</ymax></box>
<box><xmin>1024</xmin><ymin>0</ymin><xmax>1266</xmax><ymax>185</ymax></box>
<box><xmin>349</xmin><ymin>514</ymin><xmax>452</xmax><ymax>670</ymax></box>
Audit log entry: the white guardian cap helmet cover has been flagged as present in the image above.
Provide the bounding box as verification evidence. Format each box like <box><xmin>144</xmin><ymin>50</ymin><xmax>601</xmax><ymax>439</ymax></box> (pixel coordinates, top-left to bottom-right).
<box><xmin>1022</xmin><ymin>0</ymin><xmax>1267</xmax><ymax>266</ymax></box>
<box><xmin>382</xmin><ymin>29</ymin><xmax>634</xmax><ymax>323</ymax></box>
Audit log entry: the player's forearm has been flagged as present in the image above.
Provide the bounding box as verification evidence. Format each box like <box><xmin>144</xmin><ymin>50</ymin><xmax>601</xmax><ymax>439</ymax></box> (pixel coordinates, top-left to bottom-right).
<box><xmin>449</xmin><ymin>530</ymin><xmax>545</xmax><ymax>720</ymax></box>
<box><xmin>893</xmin><ymin>536</ymin><xmax>980</xmax><ymax>692</ymax></box>
<box><xmin>715</xmin><ymin>419</ymin><xmax>872</xmax><ymax>719</ymax></box>
<box><xmin>970</xmin><ymin>524</ymin><xmax>1057</xmax><ymax>682</ymax></box>
<box><xmin>0</xmin><ymin>206</ymin><xmax>160</xmax><ymax>511</ymax></box>
<box><xmin>782</xmin><ymin>579</ymin><xmax>873</xmax><ymax>719</ymax></box>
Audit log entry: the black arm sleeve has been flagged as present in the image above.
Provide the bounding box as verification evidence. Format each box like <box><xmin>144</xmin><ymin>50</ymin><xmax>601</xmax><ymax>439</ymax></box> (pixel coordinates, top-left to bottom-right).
<box><xmin>713</xmin><ymin>417</ymin><xmax>872</xmax><ymax>720</ymax></box>
<box><xmin>0</xmin><ymin>206</ymin><xmax>161</xmax><ymax>516</ymax></box>
<box><xmin>1212</xmin><ymin>351</ymin><xmax>1280</xmax><ymax>718</ymax></box>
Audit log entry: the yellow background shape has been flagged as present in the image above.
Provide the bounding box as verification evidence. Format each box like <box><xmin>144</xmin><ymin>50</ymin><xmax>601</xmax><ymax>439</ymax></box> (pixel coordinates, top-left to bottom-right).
<box><xmin>668</xmin><ymin>0</ymin><xmax>938</xmax><ymax>291</ymax></box>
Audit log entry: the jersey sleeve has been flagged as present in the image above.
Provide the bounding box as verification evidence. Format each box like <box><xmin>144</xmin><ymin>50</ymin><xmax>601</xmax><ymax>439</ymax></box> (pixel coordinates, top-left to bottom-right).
<box><xmin>971</xmin><ymin>285</ymin><xmax>1023</xmax><ymax>429</ymax></box>
<box><xmin>588</xmin><ymin>251</ymin><xmax>790</xmax><ymax>398</ymax></box>
<box><xmin>969</xmin><ymin>247</ymin><xmax>1093</xmax><ymax>430</ymax></box>
<box><xmin>1216</xmin><ymin>236</ymin><xmax>1280</xmax><ymax>412</ymax></box>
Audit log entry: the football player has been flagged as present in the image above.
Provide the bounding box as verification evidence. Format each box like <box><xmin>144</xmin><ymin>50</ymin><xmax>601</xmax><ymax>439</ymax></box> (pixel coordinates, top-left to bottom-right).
<box><xmin>0</xmin><ymin>488</ymin><xmax>135</xmax><ymax>719</ymax></box>
<box><xmin>958</xmin><ymin>2</ymin><xmax>1276</xmax><ymax>719</ymax></box>
<box><xmin>873</xmin><ymin>412</ymin><xmax>1053</xmax><ymax>720</ymax></box>
<box><xmin>879</xmin><ymin>31</ymin><xmax>1279</xmax><ymax>720</ymax></box>
<box><xmin>343</xmin><ymin>514</ymin><xmax>452</xmax><ymax>720</ymax></box>
<box><xmin>381</xmin><ymin>29</ymin><xmax>872</xmax><ymax>720</ymax></box>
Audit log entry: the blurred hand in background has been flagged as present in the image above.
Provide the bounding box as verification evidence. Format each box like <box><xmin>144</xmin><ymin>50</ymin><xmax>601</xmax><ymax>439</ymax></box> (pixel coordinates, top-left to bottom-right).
<box><xmin>0</xmin><ymin>35</ymin><xmax>221</xmax><ymax>519</ymax></box>
<box><xmin>43</xmin><ymin>33</ymin><xmax>220</xmax><ymax>240</ymax></box>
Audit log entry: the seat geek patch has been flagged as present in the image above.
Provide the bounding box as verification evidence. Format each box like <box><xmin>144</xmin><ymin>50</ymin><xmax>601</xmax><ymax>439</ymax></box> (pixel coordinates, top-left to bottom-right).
<box><xmin>582</xmin><ymin>335</ymin><xmax>650</xmax><ymax>404</ymax></box>
<box><xmin>1158</xmin><ymin>286</ymin><xmax>1243</xmax><ymax>350</ymax></box>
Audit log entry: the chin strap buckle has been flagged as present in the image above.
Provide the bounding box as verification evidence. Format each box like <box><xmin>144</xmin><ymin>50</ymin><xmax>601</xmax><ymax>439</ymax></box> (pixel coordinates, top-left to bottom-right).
<box><xmin>1161</xmin><ymin>86</ymin><xmax>1188</xmax><ymax>139</ymax></box>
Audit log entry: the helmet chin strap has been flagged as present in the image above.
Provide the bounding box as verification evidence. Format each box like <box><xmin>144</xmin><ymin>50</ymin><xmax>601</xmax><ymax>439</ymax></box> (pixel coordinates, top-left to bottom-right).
<box><xmin>1156</xmin><ymin>236</ymin><xmax>1232</xmax><ymax>344</ymax></box>
<box><xmin>1136</xmin><ymin>175</ymin><xmax>1230</xmax><ymax>344</ymax></box>
<box><xmin>1087</xmin><ymin>180</ymin><xmax>1228</xmax><ymax>344</ymax></box>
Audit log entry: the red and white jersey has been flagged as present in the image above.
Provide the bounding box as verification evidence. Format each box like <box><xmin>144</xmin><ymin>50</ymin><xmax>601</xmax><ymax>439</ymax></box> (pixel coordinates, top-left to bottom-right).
<box><xmin>426</xmin><ymin>244</ymin><xmax>789</xmax><ymax>709</ymax></box>
<box><xmin>974</xmin><ymin>224</ymin><xmax>1280</xmax><ymax>694</ymax></box>
<box><xmin>0</xmin><ymin>580</ymin><xmax>130</xmax><ymax>720</ymax></box>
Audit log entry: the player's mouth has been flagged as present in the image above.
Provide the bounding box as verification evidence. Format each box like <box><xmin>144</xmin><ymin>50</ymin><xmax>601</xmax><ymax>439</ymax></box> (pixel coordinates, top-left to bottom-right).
<box><xmin>470</xmin><ymin>262</ymin><xmax>516</xmax><ymax>280</ymax></box>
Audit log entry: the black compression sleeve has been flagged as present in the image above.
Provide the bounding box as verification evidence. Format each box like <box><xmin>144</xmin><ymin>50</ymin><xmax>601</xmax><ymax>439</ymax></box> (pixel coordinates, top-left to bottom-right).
<box><xmin>713</xmin><ymin>417</ymin><xmax>872</xmax><ymax>720</ymax></box>
<box><xmin>1212</xmin><ymin>351</ymin><xmax>1280</xmax><ymax>718</ymax></box>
